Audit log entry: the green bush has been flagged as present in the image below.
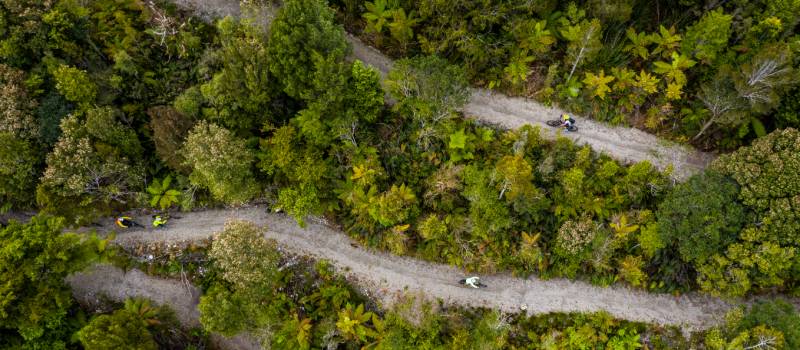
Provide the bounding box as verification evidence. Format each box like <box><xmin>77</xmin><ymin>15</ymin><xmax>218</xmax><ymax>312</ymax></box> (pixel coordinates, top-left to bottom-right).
<box><xmin>51</xmin><ymin>64</ymin><xmax>96</xmax><ymax>105</ymax></box>
<box><xmin>78</xmin><ymin>310</ymin><xmax>157</xmax><ymax>350</ymax></box>
<box><xmin>713</xmin><ymin>128</ymin><xmax>800</xmax><ymax>246</ymax></box>
<box><xmin>0</xmin><ymin>133</ymin><xmax>40</xmax><ymax>210</ymax></box>
<box><xmin>657</xmin><ymin>171</ymin><xmax>746</xmax><ymax>264</ymax></box>
<box><xmin>35</xmin><ymin>92</ymin><xmax>73</xmax><ymax>146</ymax></box>
<box><xmin>739</xmin><ymin>299</ymin><xmax>800</xmax><ymax>349</ymax></box>
<box><xmin>0</xmin><ymin>215</ymin><xmax>105</xmax><ymax>347</ymax></box>
<box><xmin>147</xmin><ymin>106</ymin><xmax>194</xmax><ymax>173</ymax></box>
<box><xmin>268</xmin><ymin>0</ymin><xmax>348</xmax><ymax>99</ymax></box>
<box><xmin>181</xmin><ymin>121</ymin><xmax>259</xmax><ymax>204</ymax></box>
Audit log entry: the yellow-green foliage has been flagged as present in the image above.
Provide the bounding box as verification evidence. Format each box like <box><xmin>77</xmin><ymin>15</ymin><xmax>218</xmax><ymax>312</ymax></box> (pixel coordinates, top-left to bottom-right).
<box><xmin>0</xmin><ymin>215</ymin><xmax>105</xmax><ymax>346</ymax></box>
<box><xmin>208</xmin><ymin>220</ymin><xmax>279</xmax><ymax>291</ymax></box>
<box><xmin>181</xmin><ymin>121</ymin><xmax>258</xmax><ymax>205</ymax></box>
<box><xmin>0</xmin><ymin>64</ymin><xmax>38</xmax><ymax>139</ymax></box>
<box><xmin>51</xmin><ymin>64</ymin><xmax>96</xmax><ymax>105</ymax></box>
<box><xmin>713</xmin><ymin>128</ymin><xmax>800</xmax><ymax>246</ymax></box>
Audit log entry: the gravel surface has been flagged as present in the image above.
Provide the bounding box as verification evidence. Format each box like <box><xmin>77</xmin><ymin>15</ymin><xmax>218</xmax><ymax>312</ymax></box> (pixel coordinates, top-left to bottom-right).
<box><xmin>84</xmin><ymin>207</ymin><xmax>739</xmax><ymax>332</ymax></box>
<box><xmin>165</xmin><ymin>0</ymin><xmax>713</xmax><ymax>181</ymax></box>
<box><xmin>66</xmin><ymin>264</ymin><xmax>260</xmax><ymax>350</ymax></box>
<box><xmin>61</xmin><ymin>1</ymin><xmax>759</xmax><ymax>345</ymax></box>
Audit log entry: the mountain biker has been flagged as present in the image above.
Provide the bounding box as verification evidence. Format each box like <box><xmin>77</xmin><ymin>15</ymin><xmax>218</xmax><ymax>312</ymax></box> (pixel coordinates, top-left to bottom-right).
<box><xmin>561</xmin><ymin>113</ymin><xmax>574</xmax><ymax>129</ymax></box>
<box><xmin>115</xmin><ymin>216</ymin><xmax>139</xmax><ymax>228</ymax></box>
<box><xmin>464</xmin><ymin>276</ymin><xmax>482</xmax><ymax>288</ymax></box>
<box><xmin>152</xmin><ymin>215</ymin><xmax>168</xmax><ymax>228</ymax></box>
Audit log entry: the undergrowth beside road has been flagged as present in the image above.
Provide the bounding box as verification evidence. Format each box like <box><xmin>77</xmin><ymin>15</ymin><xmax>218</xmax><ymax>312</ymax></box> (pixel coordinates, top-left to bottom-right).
<box><xmin>104</xmin><ymin>220</ymin><xmax>798</xmax><ymax>350</ymax></box>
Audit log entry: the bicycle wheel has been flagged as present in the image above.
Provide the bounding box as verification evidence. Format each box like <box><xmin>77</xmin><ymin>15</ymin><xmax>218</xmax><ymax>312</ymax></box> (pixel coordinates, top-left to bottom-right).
<box><xmin>546</xmin><ymin>120</ymin><xmax>561</xmax><ymax>127</ymax></box>
<box><xmin>567</xmin><ymin>125</ymin><xmax>578</xmax><ymax>132</ymax></box>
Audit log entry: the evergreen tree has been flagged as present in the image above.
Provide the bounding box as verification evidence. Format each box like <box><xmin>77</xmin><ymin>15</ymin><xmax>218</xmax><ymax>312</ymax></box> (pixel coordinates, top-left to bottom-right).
<box><xmin>268</xmin><ymin>0</ymin><xmax>349</xmax><ymax>99</ymax></box>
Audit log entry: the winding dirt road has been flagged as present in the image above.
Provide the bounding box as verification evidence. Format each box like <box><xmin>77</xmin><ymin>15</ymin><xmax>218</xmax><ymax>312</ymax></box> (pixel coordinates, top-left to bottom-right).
<box><xmin>67</xmin><ymin>264</ymin><xmax>261</xmax><ymax>350</ymax></box>
<box><xmin>60</xmin><ymin>3</ymin><xmax>760</xmax><ymax>348</ymax></box>
<box><xmin>68</xmin><ymin>206</ymin><xmax>738</xmax><ymax>334</ymax></box>
<box><xmin>169</xmin><ymin>0</ymin><xmax>713</xmax><ymax>180</ymax></box>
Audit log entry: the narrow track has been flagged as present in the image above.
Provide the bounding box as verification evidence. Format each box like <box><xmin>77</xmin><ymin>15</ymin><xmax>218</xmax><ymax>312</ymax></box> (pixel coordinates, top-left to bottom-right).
<box><xmin>170</xmin><ymin>0</ymin><xmax>713</xmax><ymax>180</ymax></box>
<box><xmin>70</xmin><ymin>207</ymin><xmax>738</xmax><ymax>334</ymax></box>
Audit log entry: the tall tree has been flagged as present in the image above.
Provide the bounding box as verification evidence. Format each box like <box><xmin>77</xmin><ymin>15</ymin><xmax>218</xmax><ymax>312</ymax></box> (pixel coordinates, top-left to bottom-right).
<box><xmin>78</xmin><ymin>309</ymin><xmax>158</xmax><ymax>350</ymax></box>
<box><xmin>385</xmin><ymin>56</ymin><xmax>469</xmax><ymax>150</ymax></box>
<box><xmin>147</xmin><ymin>106</ymin><xmax>195</xmax><ymax>173</ymax></box>
<box><xmin>38</xmin><ymin>110</ymin><xmax>143</xmax><ymax>220</ymax></box>
<box><xmin>681</xmin><ymin>9</ymin><xmax>732</xmax><ymax>64</ymax></box>
<box><xmin>198</xmin><ymin>220</ymin><xmax>282</xmax><ymax>336</ymax></box>
<box><xmin>199</xmin><ymin>16</ymin><xmax>274</xmax><ymax>131</ymax></box>
<box><xmin>295</xmin><ymin>59</ymin><xmax>384</xmax><ymax>147</ymax></box>
<box><xmin>712</xmin><ymin>128</ymin><xmax>800</xmax><ymax>246</ymax></box>
<box><xmin>656</xmin><ymin>171</ymin><xmax>746</xmax><ymax>265</ymax></box>
<box><xmin>51</xmin><ymin>64</ymin><xmax>97</xmax><ymax>106</ymax></box>
<box><xmin>181</xmin><ymin>121</ymin><xmax>259</xmax><ymax>205</ymax></box>
<box><xmin>462</xmin><ymin>165</ymin><xmax>512</xmax><ymax>240</ymax></box>
<box><xmin>0</xmin><ymin>0</ymin><xmax>83</xmax><ymax>67</ymax></box>
<box><xmin>258</xmin><ymin>125</ymin><xmax>332</xmax><ymax>226</ymax></box>
<box><xmin>0</xmin><ymin>64</ymin><xmax>38</xmax><ymax>139</ymax></box>
<box><xmin>559</xmin><ymin>4</ymin><xmax>602</xmax><ymax>82</ymax></box>
<box><xmin>268</xmin><ymin>0</ymin><xmax>349</xmax><ymax>99</ymax></box>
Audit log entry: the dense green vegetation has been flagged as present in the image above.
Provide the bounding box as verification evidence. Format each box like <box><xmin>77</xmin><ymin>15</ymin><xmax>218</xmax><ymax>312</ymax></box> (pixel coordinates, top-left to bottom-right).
<box><xmin>335</xmin><ymin>0</ymin><xmax>800</xmax><ymax>149</ymax></box>
<box><xmin>2</xmin><ymin>212</ymin><xmax>798</xmax><ymax>349</ymax></box>
<box><xmin>76</xmin><ymin>298</ymin><xmax>208</xmax><ymax>350</ymax></box>
<box><xmin>1</xmin><ymin>0</ymin><xmax>799</xmax><ymax>348</ymax></box>
<box><xmin>0</xmin><ymin>214</ymin><xmax>211</xmax><ymax>349</ymax></box>
<box><xmin>127</xmin><ymin>221</ymin><xmax>800</xmax><ymax>350</ymax></box>
<box><xmin>2</xmin><ymin>0</ymin><xmax>799</xmax><ymax>295</ymax></box>
<box><xmin>0</xmin><ymin>215</ymin><xmax>105</xmax><ymax>347</ymax></box>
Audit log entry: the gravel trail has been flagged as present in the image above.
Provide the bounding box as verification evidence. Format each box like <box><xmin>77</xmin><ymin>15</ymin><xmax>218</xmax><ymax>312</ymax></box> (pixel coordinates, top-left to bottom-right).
<box><xmin>72</xmin><ymin>206</ymin><xmax>738</xmax><ymax>332</ymax></box>
<box><xmin>168</xmin><ymin>0</ymin><xmax>713</xmax><ymax>181</ymax></box>
<box><xmin>66</xmin><ymin>264</ymin><xmax>261</xmax><ymax>350</ymax></box>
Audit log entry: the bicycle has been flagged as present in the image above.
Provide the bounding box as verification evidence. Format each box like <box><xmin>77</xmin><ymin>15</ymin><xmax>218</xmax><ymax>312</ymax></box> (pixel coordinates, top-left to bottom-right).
<box><xmin>458</xmin><ymin>278</ymin><xmax>488</xmax><ymax>288</ymax></box>
<box><xmin>546</xmin><ymin>119</ymin><xmax>578</xmax><ymax>132</ymax></box>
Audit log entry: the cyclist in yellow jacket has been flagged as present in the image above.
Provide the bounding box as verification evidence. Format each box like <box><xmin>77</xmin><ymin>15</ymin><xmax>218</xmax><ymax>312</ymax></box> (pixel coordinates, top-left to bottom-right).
<box><xmin>115</xmin><ymin>216</ymin><xmax>142</xmax><ymax>228</ymax></box>
<box><xmin>561</xmin><ymin>113</ymin><xmax>574</xmax><ymax>129</ymax></box>
<box><xmin>152</xmin><ymin>215</ymin><xmax>168</xmax><ymax>228</ymax></box>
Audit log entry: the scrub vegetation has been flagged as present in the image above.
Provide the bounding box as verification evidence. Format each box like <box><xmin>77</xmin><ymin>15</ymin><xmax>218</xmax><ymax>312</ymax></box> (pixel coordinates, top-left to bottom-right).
<box><xmin>0</xmin><ymin>0</ymin><xmax>798</xmax><ymax>348</ymax></box>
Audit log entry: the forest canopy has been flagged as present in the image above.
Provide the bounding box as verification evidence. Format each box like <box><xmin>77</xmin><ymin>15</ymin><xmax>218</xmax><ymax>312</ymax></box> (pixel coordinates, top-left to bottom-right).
<box><xmin>335</xmin><ymin>0</ymin><xmax>800</xmax><ymax>149</ymax></box>
<box><xmin>0</xmin><ymin>0</ymin><xmax>798</xmax><ymax>348</ymax></box>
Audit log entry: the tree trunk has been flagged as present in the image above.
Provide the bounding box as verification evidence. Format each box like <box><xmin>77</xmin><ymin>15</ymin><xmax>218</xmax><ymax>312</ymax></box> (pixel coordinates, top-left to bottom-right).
<box><xmin>692</xmin><ymin>116</ymin><xmax>717</xmax><ymax>141</ymax></box>
<box><xmin>567</xmin><ymin>45</ymin><xmax>585</xmax><ymax>82</ymax></box>
<box><xmin>566</xmin><ymin>26</ymin><xmax>596</xmax><ymax>82</ymax></box>
<box><xmin>499</xmin><ymin>182</ymin><xmax>508</xmax><ymax>200</ymax></box>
